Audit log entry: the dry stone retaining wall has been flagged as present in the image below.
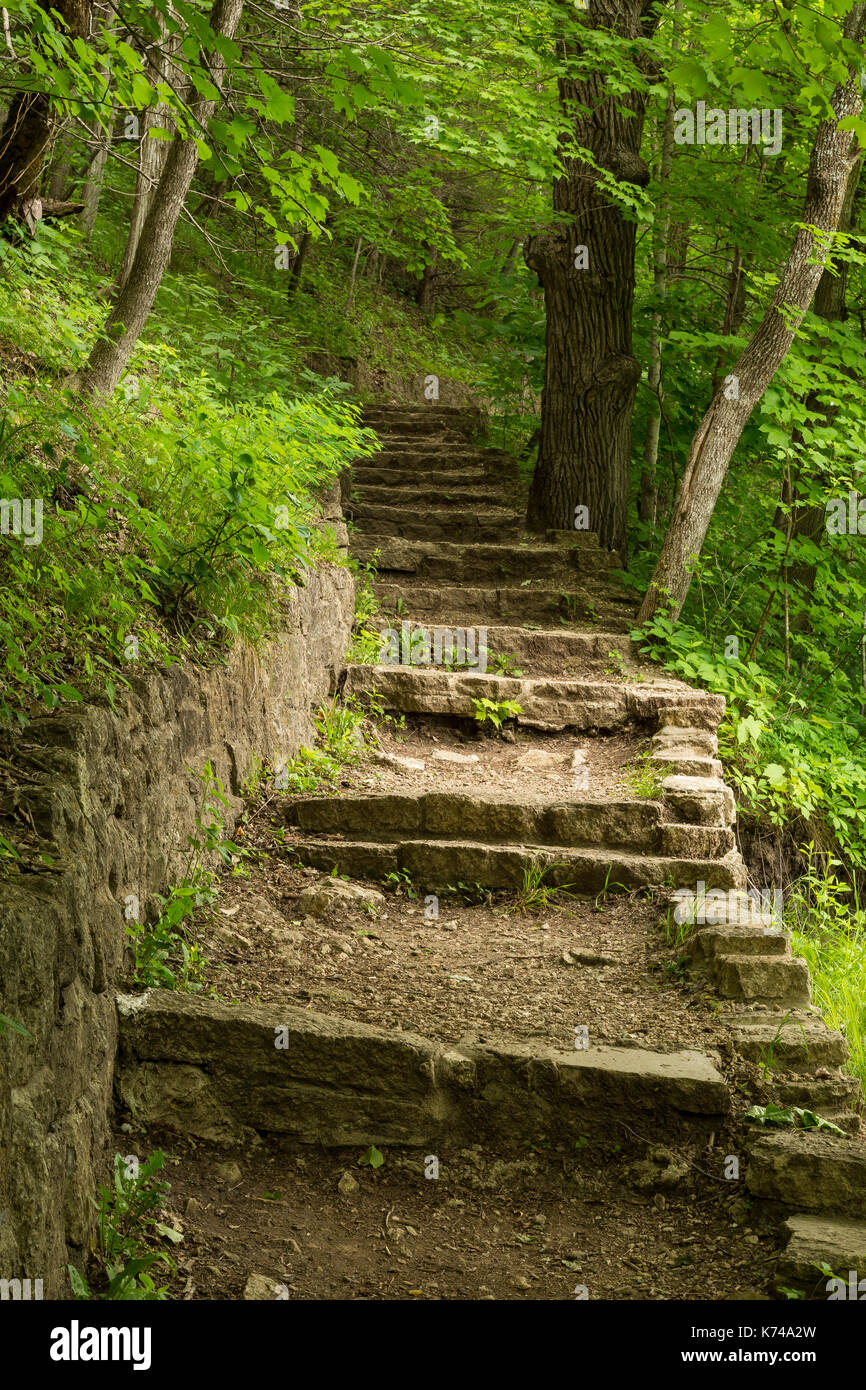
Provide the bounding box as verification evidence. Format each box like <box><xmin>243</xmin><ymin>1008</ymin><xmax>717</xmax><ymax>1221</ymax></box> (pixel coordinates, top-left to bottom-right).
<box><xmin>0</xmin><ymin>550</ymin><xmax>353</xmax><ymax>1295</ymax></box>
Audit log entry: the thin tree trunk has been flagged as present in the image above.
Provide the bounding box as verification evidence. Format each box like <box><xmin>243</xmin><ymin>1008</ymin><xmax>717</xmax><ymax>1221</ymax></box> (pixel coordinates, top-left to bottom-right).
<box><xmin>526</xmin><ymin>0</ymin><xmax>663</xmax><ymax>555</ymax></box>
<box><xmin>75</xmin><ymin>0</ymin><xmax>244</xmax><ymax>396</ymax></box>
<box><xmin>345</xmin><ymin>235</ymin><xmax>363</xmax><ymax>314</ymax></box>
<box><xmin>638</xmin><ymin>1</ymin><xmax>866</xmax><ymax>625</ymax></box>
<box><xmin>116</xmin><ymin>14</ymin><xmax>178</xmax><ymax>290</ymax></box>
<box><xmin>80</xmin><ymin>78</ymin><xmax>111</xmax><ymax>240</ymax></box>
<box><xmin>638</xmin><ymin>0</ymin><xmax>682</xmax><ymax>528</ymax></box>
<box><xmin>416</xmin><ymin>252</ymin><xmax>437</xmax><ymax>313</ymax></box>
<box><xmin>286</xmin><ymin>229</ymin><xmax>311</xmax><ymax>299</ymax></box>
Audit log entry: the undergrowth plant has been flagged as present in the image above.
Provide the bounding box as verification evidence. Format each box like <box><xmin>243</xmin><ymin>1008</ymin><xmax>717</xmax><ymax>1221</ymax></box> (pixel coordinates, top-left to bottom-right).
<box><xmin>68</xmin><ymin>1151</ymin><xmax>181</xmax><ymax>1301</ymax></box>
<box><xmin>126</xmin><ymin>764</ymin><xmax>246</xmax><ymax>990</ymax></box>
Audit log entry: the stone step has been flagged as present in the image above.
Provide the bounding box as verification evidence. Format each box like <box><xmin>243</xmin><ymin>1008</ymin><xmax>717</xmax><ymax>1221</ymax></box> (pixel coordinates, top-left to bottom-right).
<box><xmin>714</xmin><ymin>952</ymin><xmax>811</xmax><ymax>1007</ymax></box>
<box><xmin>116</xmin><ymin>991</ymin><xmax>729</xmax><ymax>1149</ymax></box>
<box><xmin>690</xmin><ymin>925</ymin><xmax>792</xmax><ymax>968</ymax></box>
<box><xmin>350</xmin><ymin>505</ymin><xmax>521</xmax><ymax>541</ymax></box>
<box><xmin>372</xmin><ymin>581</ymin><xmax>636</xmax><ymax>627</ymax></box>
<box><xmin>359</xmin><ymin>447</ymin><xmax>502</xmax><ymax>467</ymax></box>
<box><xmin>351</xmin><ymin>484</ymin><xmax>507</xmax><ymax>508</ymax></box>
<box><xmin>352</xmin><ymin>538</ymin><xmax>616</xmax><ymax>583</ymax></box>
<box><xmin>771</xmin><ymin>1076</ymin><xmax>861</xmax><ymax>1129</ymax></box>
<box><xmin>726</xmin><ymin>1013</ymin><xmax>849</xmax><ymax>1071</ymax></box>
<box><xmin>352</xmin><ymin>467</ymin><xmax>489</xmax><ymax>489</ymax></box>
<box><xmin>745</xmin><ymin>1130</ymin><xmax>866</xmax><ymax>1219</ymax></box>
<box><xmin>775</xmin><ymin>1213</ymin><xmax>866</xmax><ymax>1294</ymax></box>
<box><xmin>285</xmin><ymin>833</ymin><xmax>746</xmax><ymax>893</ymax></box>
<box><xmin>343</xmin><ymin>663</ymin><xmax>725</xmax><ymax>733</ymax></box>
<box><xmin>477</xmin><ymin>625</ymin><xmax>639</xmax><ymax>674</ymax></box>
<box><xmin>283</xmin><ymin>790</ymin><xmax>725</xmax><ymax>856</ymax></box>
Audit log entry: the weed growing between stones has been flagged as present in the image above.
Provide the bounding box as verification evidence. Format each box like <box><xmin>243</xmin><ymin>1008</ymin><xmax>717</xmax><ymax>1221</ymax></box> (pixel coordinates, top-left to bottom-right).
<box><xmin>126</xmin><ymin>764</ymin><xmax>247</xmax><ymax>991</ymax></box>
<box><xmin>67</xmin><ymin>1151</ymin><xmax>181</xmax><ymax>1301</ymax></box>
<box><xmin>625</xmin><ymin>749</ymin><xmax>666</xmax><ymax>799</ymax></box>
<box><xmin>515</xmin><ymin>858</ymin><xmax>575</xmax><ymax>913</ymax></box>
<box><xmin>471</xmin><ymin>696</ymin><xmax>523</xmax><ymax>732</ymax></box>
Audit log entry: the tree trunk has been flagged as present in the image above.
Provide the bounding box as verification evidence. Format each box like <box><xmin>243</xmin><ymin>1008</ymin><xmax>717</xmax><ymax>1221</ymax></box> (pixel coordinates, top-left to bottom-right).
<box><xmin>76</xmin><ymin>0</ymin><xmax>244</xmax><ymax>396</ymax></box>
<box><xmin>286</xmin><ymin>229</ymin><xmax>311</xmax><ymax>299</ymax></box>
<box><xmin>116</xmin><ymin>15</ymin><xmax>178</xmax><ymax>290</ymax></box>
<box><xmin>638</xmin><ymin>0</ymin><xmax>682</xmax><ymax>529</ymax></box>
<box><xmin>416</xmin><ymin>252</ymin><xmax>437</xmax><ymax>314</ymax></box>
<box><xmin>637</xmin><ymin>2</ymin><xmax>866</xmax><ymax>625</ymax></box>
<box><xmin>525</xmin><ymin>0</ymin><xmax>663</xmax><ymax>554</ymax></box>
<box><xmin>80</xmin><ymin>83</ymin><xmax>111</xmax><ymax>240</ymax></box>
<box><xmin>0</xmin><ymin>0</ymin><xmax>91</xmax><ymax>226</ymax></box>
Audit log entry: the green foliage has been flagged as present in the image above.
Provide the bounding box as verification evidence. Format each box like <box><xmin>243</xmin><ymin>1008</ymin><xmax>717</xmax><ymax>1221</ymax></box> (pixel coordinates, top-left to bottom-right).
<box><xmin>625</xmin><ymin>750</ymin><xmax>665</xmax><ymax>801</ymax></box>
<box><xmin>744</xmin><ymin>1103</ymin><xmax>846</xmax><ymax>1137</ymax></box>
<box><xmin>0</xmin><ymin>230</ymin><xmax>378</xmax><ymax>732</ymax></box>
<box><xmin>787</xmin><ymin>854</ymin><xmax>866</xmax><ymax>1089</ymax></box>
<box><xmin>357</xmin><ymin>1145</ymin><xmax>385</xmax><ymax>1169</ymax></box>
<box><xmin>126</xmin><ymin>764</ymin><xmax>244</xmax><ymax>990</ymax></box>
<box><xmin>471</xmin><ymin>696</ymin><xmax>523</xmax><ymax>731</ymax></box>
<box><xmin>68</xmin><ymin>1150</ymin><xmax>181</xmax><ymax>1301</ymax></box>
<box><xmin>634</xmin><ymin>615</ymin><xmax>866</xmax><ymax>871</ymax></box>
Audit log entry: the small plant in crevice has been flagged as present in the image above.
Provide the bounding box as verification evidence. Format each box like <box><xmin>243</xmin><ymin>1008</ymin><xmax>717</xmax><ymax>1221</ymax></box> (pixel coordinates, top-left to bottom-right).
<box><xmin>126</xmin><ymin>763</ymin><xmax>247</xmax><ymax>990</ymax></box>
<box><xmin>385</xmin><ymin>866</ymin><xmax>417</xmax><ymax>899</ymax></box>
<box><xmin>444</xmin><ymin>879</ymin><xmax>491</xmax><ymax>906</ymax></box>
<box><xmin>515</xmin><ymin>858</ymin><xmax>574</xmax><ymax>913</ymax></box>
<box><xmin>488</xmin><ymin>651</ymin><xmax>524</xmax><ymax>678</ymax></box>
<box><xmin>744</xmin><ymin>1102</ymin><xmax>846</xmax><ymax>1136</ymax></box>
<box><xmin>471</xmin><ymin>696</ymin><xmax>522</xmax><ymax>732</ymax></box>
<box><xmin>67</xmin><ymin>1150</ymin><xmax>182</xmax><ymax>1301</ymax></box>
<box><xmin>625</xmin><ymin>749</ymin><xmax>665</xmax><ymax>800</ymax></box>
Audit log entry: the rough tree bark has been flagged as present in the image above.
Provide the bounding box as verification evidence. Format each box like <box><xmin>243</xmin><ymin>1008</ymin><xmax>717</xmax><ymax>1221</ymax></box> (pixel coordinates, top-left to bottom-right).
<box><xmin>637</xmin><ymin>1</ymin><xmax>866</xmax><ymax>624</ymax></box>
<box><xmin>638</xmin><ymin>0</ymin><xmax>682</xmax><ymax>529</ymax></box>
<box><xmin>75</xmin><ymin>0</ymin><xmax>244</xmax><ymax>396</ymax></box>
<box><xmin>525</xmin><ymin>0</ymin><xmax>664</xmax><ymax>554</ymax></box>
<box><xmin>116</xmin><ymin>12</ymin><xmax>178</xmax><ymax>290</ymax></box>
<box><xmin>0</xmin><ymin>0</ymin><xmax>91</xmax><ymax>227</ymax></box>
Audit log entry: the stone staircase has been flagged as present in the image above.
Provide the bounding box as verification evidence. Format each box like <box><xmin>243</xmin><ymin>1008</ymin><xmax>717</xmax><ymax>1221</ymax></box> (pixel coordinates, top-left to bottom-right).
<box><xmin>114</xmin><ymin>404</ymin><xmax>865</xmax><ymax>1300</ymax></box>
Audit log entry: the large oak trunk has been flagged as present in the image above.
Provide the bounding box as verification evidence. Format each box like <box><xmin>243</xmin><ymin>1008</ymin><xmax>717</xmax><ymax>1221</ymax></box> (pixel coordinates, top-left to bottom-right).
<box><xmin>526</xmin><ymin>0</ymin><xmax>663</xmax><ymax>556</ymax></box>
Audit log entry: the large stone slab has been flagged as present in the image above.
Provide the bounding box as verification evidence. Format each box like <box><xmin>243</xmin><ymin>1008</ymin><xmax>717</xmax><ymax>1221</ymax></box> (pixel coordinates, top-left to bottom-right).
<box><xmin>116</xmin><ymin>992</ymin><xmax>729</xmax><ymax>1149</ymax></box>
<box><xmin>746</xmin><ymin>1131</ymin><xmax>866</xmax><ymax>1217</ymax></box>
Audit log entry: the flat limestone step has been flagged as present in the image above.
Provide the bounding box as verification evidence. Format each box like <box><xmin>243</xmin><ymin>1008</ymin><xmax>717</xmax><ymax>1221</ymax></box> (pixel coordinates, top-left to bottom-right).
<box><xmin>286</xmin><ymin>791</ymin><xmax>665</xmax><ymax>852</ymax></box>
<box><xmin>352</xmin><ymin>538</ymin><xmax>616</xmax><ymax>583</ymax></box>
<box><xmin>285</xmin><ymin>833</ymin><xmax>746</xmax><ymax>893</ymax></box>
<box><xmin>372</xmin><ymin>581</ymin><xmax>636</xmax><ymax>626</ymax></box>
<box><xmin>771</xmin><ymin>1076</ymin><xmax>861</xmax><ymax>1132</ymax></box>
<box><xmin>351</xmin><ymin>484</ymin><xmax>508</xmax><ymax>508</ymax></box>
<box><xmin>351</xmin><ymin>506</ymin><xmax>521</xmax><ymax>541</ymax></box>
<box><xmin>745</xmin><ymin>1130</ymin><xmax>866</xmax><ymax>1218</ymax></box>
<box><xmin>116</xmin><ymin>990</ymin><xmax>730</xmax><ymax>1149</ymax></box>
<box><xmin>343</xmin><ymin>664</ymin><xmax>726</xmax><ymax>733</ymax></box>
<box><xmin>776</xmin><ymin>1213</ymin><xmax>866</xmax><ymax>1294</ymax></box>
<box><xmin>284</xmin><ymin>792</ymin><xmax>735</xmax><ymax>860</ymax></box>
<box><xmin>351</xmin><ymin>469</ymin><xmax>489</xmax><ymax>489</ymax></box>
<box><xmin>714</xmin><ymin>953</ymin><xmax>811</xmax><ymax>1007</ymax></box>
<box><xmin>725</xmin><ymin>1013</ymin><xmax>849</xmax><ymax>1071</ymax></box>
